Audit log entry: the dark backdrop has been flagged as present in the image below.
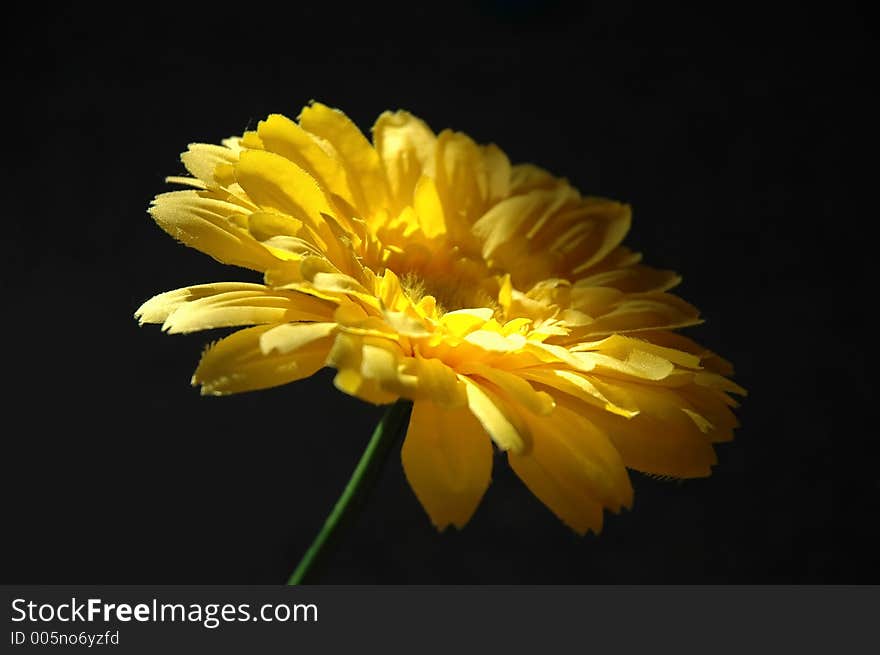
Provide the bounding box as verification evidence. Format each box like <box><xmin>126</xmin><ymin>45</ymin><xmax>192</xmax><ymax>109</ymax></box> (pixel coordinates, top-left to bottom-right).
<box><xmin>2</xmin><ymin>2</ymin><xmax>870</xmax><ymax>583</ymax></box>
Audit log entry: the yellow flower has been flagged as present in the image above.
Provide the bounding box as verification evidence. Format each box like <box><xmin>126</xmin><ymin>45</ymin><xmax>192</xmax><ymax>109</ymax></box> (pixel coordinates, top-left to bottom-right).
<box><xmin>136</xmin><ymin>102</ymin><xmax>744</xmax><ymax>535</ymax></box>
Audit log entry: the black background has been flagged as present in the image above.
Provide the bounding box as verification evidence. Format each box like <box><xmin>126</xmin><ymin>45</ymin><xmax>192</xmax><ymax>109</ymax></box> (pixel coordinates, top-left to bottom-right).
<box><xmin>2</xmin><ymin>2</ymin><xmax>871</xmax><ymax>583</ymax></box>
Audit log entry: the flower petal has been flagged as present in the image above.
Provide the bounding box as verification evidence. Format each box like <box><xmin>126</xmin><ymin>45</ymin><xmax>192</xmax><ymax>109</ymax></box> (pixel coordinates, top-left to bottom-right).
<box><xmin>192</xmin><ymin>325</ymin><xmax>334</xmax><ymax>395</ymax></box>
<box><xmin>575</xmin><ymin>265</ymin><xmax>682</xmax><ymax>294</ymax></box>
<box><xmin>148</xmin><ymin>191</ymin><xmax>277</xmax><ymax>270</ymax></box>
<box><xmin>509</xmin><ymin>163</ymin><xmax>568</xmax><ymax>194</ymax></box>
<box><xmin>564</xmin><ymin>199</ymin><xmax>632</xmax><ymax>274</ymax></box>
<box><xmin>518</xmin><ymin>367</ymin><xmax>640</xmax><ymax>418</ymax></box>
<box><xmin>472</xmin><ymin>189</ymin><xmax>577</xmax><ymax>261</ymax></box>
<box><xmin>433</xmin><ymin>130</ymin><xmax>495</xmax><ymax>238</ymax></box>
<box><xmin>482</xmin><ymin>143</ymin><xmax>511</xmax><ymax>203</ymax></box>
<box><xmin>637</xmin><ymin>330</ymin><xmax>736</xmax><ymax>377</ymax></box>
<box><xmin>572</xmin><ymin>334</ymin><xmax>702</xmax><ymax>370</ymax></box>
<box><xmin>509</xmin><ymin>449</ymin><xmax>605</xmax><ymax>535</ymax></box>
<box><xmin>412</xmin><ymin>176</ymin><xmax>447</xmax><ymax>239</ymax></box>
<box><xmin>678</xmin><ymin>385</ymin><xmax>740</xmax><ymax>443</ymax></box>
<box><xmin>509</xmin><ymin>401</ymin><xmax>633</xmax><ymax>522</ymax></box>
<box><xmin>399</xmin><ymin>356</ymin><xmax>466</xmax><ymax>407</ymax></box>
<box><xmin>576</xmin><ymin>293</ymin><xmax>702</xmax><ymax>337</ymax></box>
<box><xmin>508</xmin><ymin>398</ymin><xmax>633</xmax><ymax>535</ymax></box>
<box><xmin>136</xmin><ymin>282</ymin><xmax>266</xmax><ymax>325</ymax></box>
<box><xmin>460</xmin><ymin>376</ymin><xmax>527</xmax><ymax>453</ymax></box>
<box><xmin>373</xmin><ymin>110</ymin><xmax>437</xmax><ymax>211</ymax></box>
<box><xmin>299</xmin><ymin>102</ymin><xmax>390</xmax><ymax>219</ymax></box>
<box><xmin>440</xmin><ymin>308</ymin><xmax>494</xmax><ymax>336</ymax></box>
<box><xmin>256</xmin><ymin>113</ymin><xmax>357</xmax><ymax>210</ymax></box>
<box><xmin>260</xmin><ymin>322</ymin><xmax>338</xmax><ymax>355</ymax></box>
<box><xmin>571</xmin><ymin>385</ymin><xmax>719</xmax><ymax>478</ymax></box>
<box><xmin>234</xmin><ymin>150</ymin><xmax>334</xmax><ymax>233</ymax></box>
<box><xmin>459</xmin><ymin>361</ymin><xmax>555</xmax><ymax>416</ymax></box>
<box><xmin>402</xmin><ymin>399</ymin><xmax>493</xmax><ymax>530</ymax></box>
<box><xmin>140</xmin><ymin>286</ymin><xmax>335</xmax><ymax>334</ymax></box>
<box><xmin>326</xmin><ymin>333</ymin><xmax>400</xmax><ymax>405</ymax></box>
<box><xmin>180</xmin><ymin>143</ymin><xmax>239</xmax><ymax>187</ymax></box>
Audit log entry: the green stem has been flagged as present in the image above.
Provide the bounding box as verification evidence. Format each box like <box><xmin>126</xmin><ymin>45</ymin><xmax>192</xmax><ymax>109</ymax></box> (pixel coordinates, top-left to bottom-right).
<box><xmin>287</xmin><ymin>399</ymin><xmax>413</xmax><ymax>585</ymax></box>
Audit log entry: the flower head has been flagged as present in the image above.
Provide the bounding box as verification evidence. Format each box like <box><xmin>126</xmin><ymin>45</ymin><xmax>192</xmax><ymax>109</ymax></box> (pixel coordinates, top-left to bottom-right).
<box><xmin>136</xmin><ymin>103</ymin><xmax>744</xmax><ymax>534</ymax></box>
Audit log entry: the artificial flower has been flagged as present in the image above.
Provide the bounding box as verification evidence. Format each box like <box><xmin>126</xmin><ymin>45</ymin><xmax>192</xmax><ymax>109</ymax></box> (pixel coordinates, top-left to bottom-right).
<box><xmin>136</xmin><ymin>102</ymin><xmax>744</xmax><ymax>534</ymax></box>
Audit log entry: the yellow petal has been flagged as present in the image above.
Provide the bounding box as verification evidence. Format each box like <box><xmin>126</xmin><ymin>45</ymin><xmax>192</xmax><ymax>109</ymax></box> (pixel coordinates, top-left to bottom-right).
<box><xmin>152</xmin><ymin>286</ymin><xmax>334</xmax><ymax>334</ymax></box>
<box><xmin>464</xmin><ymin>329</ymin><xmax>527</xmax><ymax>353</ymax></box>
<box><xmin>180</xmin><ymin>143</ymin><xmax>239</xmax><ymax>187</ymax></box>
<box><xmin>373</xmin><ymin>110</ymin><xmax>437</xmax><ymax>211</ymax></box>
<box><xmin>460</xmin><ymin>376</ymin><xmax>527</xmax><ymax>453</ymax></box>
<box><xmin>440</xmin><ymin>308</ymin><xmax>494</xmax><ymax>336</ymax></box>
<box><xmin>573</xmin><ymin>350</ymin><xmax>676</xmax><ymax>381</ymax></box>
<box><xmin>509</xmin><ymin>163</ymin><xmax>567</xmax><ymax>194</ymax></box>
<box><xmin>518</xmin><ymin>367</ymin><xmax>639</xmax><ymax>418</ymax></box>
<box><xmin>520</xmin><ymin>340</ymin><xmax>599</xmax><ymax>371</ymax></box>
<box><xmin>572</xmin><ymin>334</ymin><xmax>702</xmax><ymax>370</ymax></box>
<box><xmin>575</xmin><ymin>265</ymin><xmax>681</xmax><ymax>294</ymax></box>
<box><xmin>165</xmin><ymin>175</ymin><xmax>206</xmax><ymax>189</ymax></box>
<box><xmin>326</xmin><ymin>333</ymin><xmax>401</xmax><ymax>405</ymax></box>
<box><xmin>509</xmin><ymin>450</ymin><xmax>605</xmax><ymax>535</ymax></box>
<box><xmin>234</xmin><ymin>150</ymin><xmax>334</xmax><ymax>233</ymax></box>
<box><xmin>433</xmin><ymin>129</ymin><xmax>491</xmax><ymax>232</ymax></box>
<box><xmin>472</xmin><ymin>189</ymin><xmax>576</xmax><ymax>260</ymax></box>
<box><xmin>193</xmin><ymin>325</ymin><xmax>333</xmax><ymax>395</ymax></box>
<box><xmin>256</xmin><ymin>113</ymin><xmax>357</xmax><ymax>209</ymax></box>
<box><xmin>247</xmin><ymin>211</ymin><xmax>304</xmax><ymax>242</ymax></box>
<box><xmin>636</xmin><ymin>330</ymin><xmax>736</xmax><ymax>377</ymax></box>
<box><xmin>360</xmin><ymin>342</ymin><xmax>405</xmax><ymax>388</ymax></box>
<box><xmin>136</xmin><ymin>282</ymin><xmax>266</xmax><ymax>325</ymax></box>
<box><xmin>482</xmin><ymin>143</ymin><xmax>511</xmax><ymax>203</ymax></box>
<box><xmin>299</xmin><ymin>102</ymin><xmax>389</xmax><ymax>219</ymax></box>
<box><xmin>569</xmin><ymin>385</ymin><xmax>718</xmax><ymax>478</ymax></box>
<box><xmin>400</xmin><ymin>356</ymin><xmax>467</xmax><ymax>408</ymax></box>
<box><xmin>382</xmin><ymin>310</ymin><xmax>431</xmax><ymax>338</ymax></box>
<box><xmin>508</xmin><ymin>402</ymin><xmax>633</xmax><ymax>534</ymax></box>
<box><xmin>402</xmin><ymin>399</ymin><xmax>493</xmax><ymax>530</ymax></box>
<box><xmin>412</xmin><ymin>176</ymin><xmax>446</xmax><ymax>239</ymax></box>
<box><xmin>694</xmin><ymin>371</ymin><xmax>747</xmax><ymax>396</ymax></box>
<box><xmin>567</xmin><ymin>285</ymin><xmax>623</xmax><ymax>317</ymax></box>
<box><xmin>577</xmin><ymin>293</ymin><xmax>702</xmax><ymax>337</ymax></box>
<box><xmin>458</xmin><ymin>361</ymin><xmax>555</xmax><ymax>415</ymax></box>
<box><xmin>312</xmin><ymin>271</ymin><xmax>372</xmax><ymax>296</ymax></box>
<box><xmin>149</xmin><ymin>191</ymin><xmax>277</xmax><ymax>271</ymax></box>
<box><xmin>568</xmin><ymin>200</ymin><xmax>632</xmax><ymax>274</ymax></box>
<box><xmin>259</xmin><ymin>322</ymin><xmax>338</xmax><ymax>355</ymax></box>
<box><xmin>678</xmin><ymin>385</ymin><xmax>740</xmax><ymax>443</ymax></box>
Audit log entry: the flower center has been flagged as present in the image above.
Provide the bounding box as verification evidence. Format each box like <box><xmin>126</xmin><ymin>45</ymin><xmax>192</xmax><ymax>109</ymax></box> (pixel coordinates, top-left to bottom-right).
<box><xmin>398</xmin><ymin>270</ymin><xmax>498</xmax><ymax>316</ymax></box>
<box><xmin>369</xmin><ymin>227</ymin><xmax>500</xmax><ymax>315</ymax></box>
